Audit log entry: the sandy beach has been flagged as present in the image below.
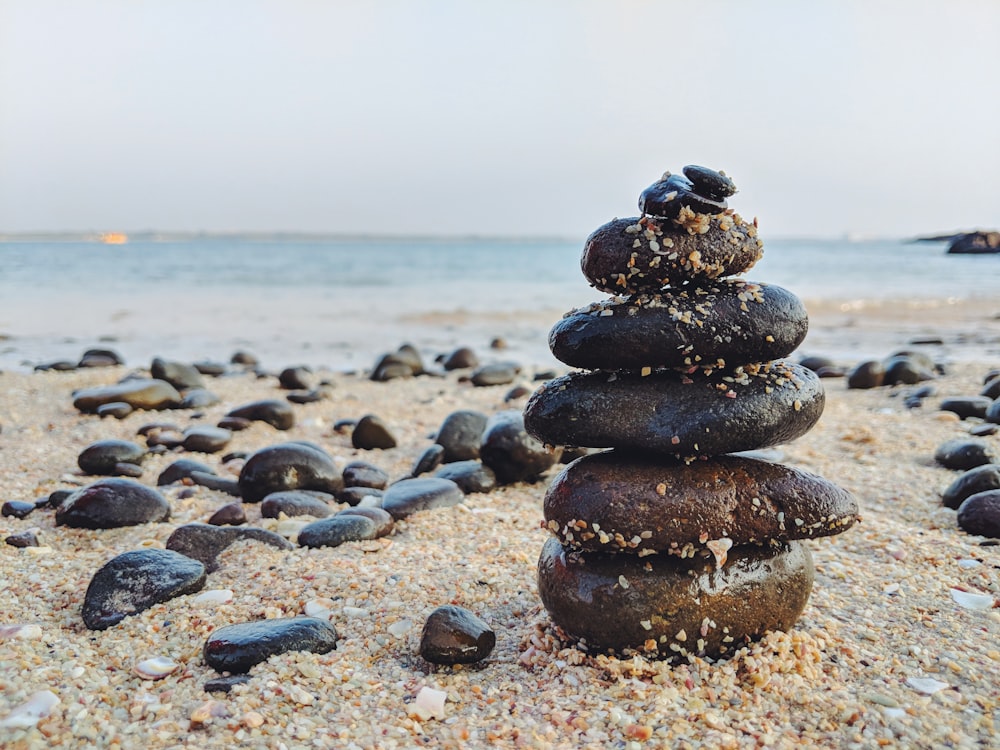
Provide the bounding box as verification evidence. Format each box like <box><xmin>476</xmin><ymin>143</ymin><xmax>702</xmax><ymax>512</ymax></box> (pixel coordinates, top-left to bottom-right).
<box><xmin>1</xmin><ymin>313</ymin><xmax>998</xmax><ymax>749</ymax></box>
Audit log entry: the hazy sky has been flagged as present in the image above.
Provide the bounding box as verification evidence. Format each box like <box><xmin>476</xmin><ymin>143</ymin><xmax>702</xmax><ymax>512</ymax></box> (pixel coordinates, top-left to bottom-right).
<box><xmin>1</xmin><ymin>1</ymin><xmax>998</xmax><ymax>238</ymax></box>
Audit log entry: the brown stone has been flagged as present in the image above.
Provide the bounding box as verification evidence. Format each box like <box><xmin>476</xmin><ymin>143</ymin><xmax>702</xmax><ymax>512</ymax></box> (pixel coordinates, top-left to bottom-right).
<box><xmin>581</xmin><ymin>215</ymin><xmax>762</xmax><ymax>295</ymax></box>
<box><xmin>544</xmin><ymin>451</ymin><xmax>859</xmax><ymax>554</ymax></box>
<box><xmin>536</xmin><ymin>537</ymin><xmax>813</xmax><ymax>659</ymax></box>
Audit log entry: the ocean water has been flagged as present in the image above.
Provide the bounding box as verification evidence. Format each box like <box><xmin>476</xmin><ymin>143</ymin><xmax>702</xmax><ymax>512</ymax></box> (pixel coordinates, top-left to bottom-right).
<box><xmin>0</xmin><ymin>235</ymin><xmax>997</xmax><ymax>372</ymax></box>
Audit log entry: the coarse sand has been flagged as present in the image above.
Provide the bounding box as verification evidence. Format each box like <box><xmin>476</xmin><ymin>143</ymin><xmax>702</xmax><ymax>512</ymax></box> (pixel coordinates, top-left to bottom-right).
<box><xmin>1</xmin><ymin>353</ymin><xmax>998</xmax><ymax>749</ymax></box>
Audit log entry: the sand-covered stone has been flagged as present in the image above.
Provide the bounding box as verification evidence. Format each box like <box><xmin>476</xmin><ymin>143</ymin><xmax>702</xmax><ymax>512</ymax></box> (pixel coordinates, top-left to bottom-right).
<box><xmin>543</xmin><ymin>451</ymin><xmax>859</xmax><ymax>554</ymax></box>
<box><xmin>524</xmin><ymin>362</ymin><xmax>824</xmax><ymax>458</ymax></box>
<box><xmin>380</xmin><ymin>477</ymin><xmax>464</xmax><ymax>519</ymax></box>
<box><xmin>549</xmin><ymin>281</ymin><xmax>807</xmax><ymax>371</ymax></box>
<box><xmin>581</xmin><ymin>215</ymin><xmax>762</xmax><ymax>295</ymax></box>
<box><xmin>165</xmin><ymin>522</ymin><xmax>293</xmax><ymax>571</ymax></box>
<box><xmin>82</xmin><ymin>549</ymin><xmax>206</xmax><ymax>630</ymax></box>
<box><xmin>536</xmin><ymin>537</ymin><xmax>813</xmax><ymax>658</ymax></box>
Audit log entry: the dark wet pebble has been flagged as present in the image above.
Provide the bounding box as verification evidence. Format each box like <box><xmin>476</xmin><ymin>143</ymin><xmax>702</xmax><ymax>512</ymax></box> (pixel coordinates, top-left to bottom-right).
<box><xmin>352</xmin><ymin>415</ymin><xmax>397</xmax><ymax>450</ymax></box>
<box><xmin>261</xmin><ymin>490</ymin><xmax>335</xmax><ymax>519</ymax></box>
<box><xmin>533</xmin><ymin>369</ymin><xmax>558</xmax><ymax>381</ymax></box>
<box><xmin>524</xmin><ymin>364</ymin><xmax>823</xmax><ymax>459</ymax></box>
<box><xmin>218</xmin><ymin>416</ymin><xmax>254</xmax><ymax>431</ymax></box>
<box><xmin>203</xmin><ymin>617</ymin><xmax>338</xmax><ymax>674</ymax></box>
<box><xmin>226</xmin><ymin>399</ymin><xmax>295</xmax><ymax>431</ymax></box>
<box><xmin>179</xmin><ymin>388</ymin><xmax>221</xmax><ymax>409</ymax></box>
<box><xmin>939</xmin><ymin>396</ymin><xmax>993</xmax><ymax>420</ymax></box>
<box><xmin>942</xmin><ymin>464</ymin><xmax>1000</xmax><ymax>509</ymax></box>
<box><xmin>34</xmin><ymin>360</ymin><xmax>77</xmax><ymax>372</ymax></box>
<box><xmin>970</xmin><ymin>423</ymin><xmax>998</xmax><ymax>437</ymax></box>
<box><xmin>165</xmin><ymin>522</ymin><xmax>293</xmax><ymax>572</ymax></box>
<box><xmin>481</xmin><ymin>410</ymin><xmax>561</xmax><ymax>484</ymax></box>
<box><xmin>537</xmin><ymin>537</ymin><xmax>813</xmax><ymax>659</ymax></box>
<box><xmin>82</xmin><ymin>548</ymin><xmax>206</xmax><ymax>630</ymax></box>
<box><xmin>73</xmin><ymin>378</ymin><xmax>182</xmax><ymax>413</ymax></box>
<box><xmin>799</xmin><ymin>356</ymin><xmax>837</xmax><ymax>373</ymax></box>
<box><xmin>78</xmin><ymin>440</ymin><xmax>146</xmax><ymax>476</ymax></box>
<box><xmin>193</xmin><ymin>471</ymin><xmax>243</xmax><ymax>495</ymax></box>
<box><xmin>287</xmin><ymin>387</ymin><xmax>333</xmax><ymax>404</ymax></box>
<box><xmin>550</xmin><ymin>281</ymin><xmax>807</xmax><ymax>371</ymax></box>
<box><xmin>230</xmin><ymin>351</ymin><xmax>259</xmax><ymax>366</ymax></box>
<box><xmin>157</xmin><ymin>459</ymin><xmax>217</xmax><ymax>486</ymax></box>
<box><xmin>2</xmin><ymin>500</ymin><xmax>35</xmax><ymax>519</ymax></box>
<box><xmin>336</xmin><ymin>486</ymin><xmax>384</xmax><ymax>506</ymax></box>
<box><xmin>298</xmin><ymin>513</ymin><xmax>378</xmax><ymax>548</ymax></box>
<box><xmin>182</xmin><ymin>426</ymin><xmax>233</xmax><ymax>453</ymax></box>
<box><xmin>846</xmin><ymin>361</ymin><xmax>885</xmax><ymax>389</ymax></box>
<box><xmin>419</xmin><ymin>605</ymin><xmax>496</xmax><ymax>665</ymax></box>
<box><xmin>278</xmin><ymin>366</ymin><xmax>313</xmax><ymax>390</ymax></box>
<box><xmin>435</xmin><ymin>410</ymin><xmax>488</xmax><ymax>463</ymax></box>
<box><xmin>504</xmin><ymin>385</ymin><xmax>532</xmax><ymax>402</ymax></box>
<box><xmin>882</xmin><ymin>356</ymin><xmax>935</xmax><ymax>386</ymax></box>
<box><xmin>5</xmin><ymin>529</ymin><xmax>40</xmax><ymax>547</ymax></box>
<box><xmin>44</xmin><ymin>489</ymin><xmax>73</xmax><ymax>509</ymax></box>
<box><xmin>443</xmin><ymin>347</ymin><xmax>479</xmax><ymax>370</ymax></box>
<box><xmin>55</xmin><ymin>478</ymin><xmax>170</xmax><ymax>529</ymax></box>
<box><xmin>204</xmin><ymin>674</ymin><xmax>253</xmax><ymax>694</ymax></box>
<box><xmin>639</xmin><ymin>170</ymin><xmax>729</xmax><ymax>219</ymax></box>
<box><xmin>78</xmin><ymin>348</ymin><xmax>125</xmax><ymax>368</ymax></box>
<box><xmin>981</xmin><ymin>377</ymin><xmax>1000</xmax><ymax>400</ymax></box>
<box><xmin>371</xmin><ymin>346</ymin><xmax>424</xmax><ymax>381</ymax></box>
<box><xmin>193</xmin><ymin>361</ymin><xmax>228</xmax><ymax>377</ymax></box>
<box><xmin>470</xmin><ymin>362</ymin><xmax>519</xmax><ymax>387</ymax></box>
<box><xmin>110</xmin><ymin>462</ymin><xmax>144</xmax><ymax>478</ymax></box>
<box><xmin>151</xmin><ymin>357</ymin><xmax>205</xmax><ymax>390</ymax></box>
<box><xmin>380</xmin><ymin>477</ymin><xmax>465</xmax><ymax>519</ymax></box>
<box><xmin>934</xmin><ymin>439</ymin><xmax>997</xmax><ymax>471</ymax></box>
<box><xmin>238</xmin><ymin>442</ymin><xmax>342</xmax><ymax>503</ymax></box>
<box><xmin>342</xmin><ymin>461</ymin><xmax>389</xmax><ymax>489</ymax></box>
<box><xmin>97</xmin><ymin>402</ymin><xmax>134</xmax><ymax>419</ymax></box>
<box><xmin>337</xmin><ymin>506</ymin><xmax>394</xmax><ymax>537</ymax></box>
<box><xmin>410</xmin><ymin>444</ymin><xmax>445</xmax><ymax>477</ymax></box>
<box><xmin>957</xmin><ymin>490</ymin><xmax>1000</xmax><ymax>538</ymax></box>
<box><xmin>434</xmin><ymin>460</ymin><xmax>497</xmax><ymax>494</ymax></box>
<box><xmin>986</xmin><ymin>399</ymin><xmax>1000</xmax><ymax>425</ymax></box>
<box><xmin>207</xmin><ymin>502</ymin><xmax>247</xmax><ymax>526</ymax></box>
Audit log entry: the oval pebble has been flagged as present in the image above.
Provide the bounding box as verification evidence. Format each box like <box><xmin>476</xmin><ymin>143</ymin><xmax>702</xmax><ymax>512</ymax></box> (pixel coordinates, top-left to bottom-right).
<box><xmin>380</xmin><ymin>477</ymin><xmax>465</xmax><ymax>519</ymax></box>
<box><xmin>419</xmin><ymin>605</ymin><xmax>496</xmax><ymax>664</ymax></box>
<box><xmin>55</xmin><ymin>478</ymin><xmax>170</xmax><ymax>529</ymax></box>
<box><xmin>203</xmin><ymin>617</ymin><xmax>338</xmax><ymax>674</ymax></box>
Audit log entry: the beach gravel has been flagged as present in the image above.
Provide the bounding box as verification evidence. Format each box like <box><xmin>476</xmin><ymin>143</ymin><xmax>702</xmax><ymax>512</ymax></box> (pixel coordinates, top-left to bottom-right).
<box><xmin>0</xmin><ymin>362</ymin><xmax>998</xmax><ymax>748</ymax></box>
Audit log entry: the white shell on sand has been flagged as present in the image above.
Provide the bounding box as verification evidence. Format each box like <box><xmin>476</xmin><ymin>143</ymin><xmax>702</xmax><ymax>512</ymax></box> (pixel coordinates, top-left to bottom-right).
<box><xmin>133</xmin><ymin>656</ymin><xmax>181</xmax><ymax>680</ymax></box>
<box><xmin>304</xmin><ymin>598</ymin><xmax>335</xmax><ymax>620</ymax></box>
<box><xmin>950</xmin><ymin>588</ymin><xmax>995</xmax><ymax>610</ymax></box>
<box><xmin>411</xmin><ymin>686</ymin><xmax>447</xmax><ymax>721</ymax></box>
<box><xmin>192</xmin><ymin>589</ymin><xmax>234</xmax><ymax>606</ymax></box>
<box><xmin>1</xmin><ymin>690</ymin><xmax>60</xmax><ymax>728</ymax></box>
<box><xmin>905</xmin><ymin>677</ymin><xmax>950</xmax><ymax>695</ymax></box>
<box><xmin>0</xmin><ymin>623</ymin><xmax>43</xmax><ymax>641</ymax></box>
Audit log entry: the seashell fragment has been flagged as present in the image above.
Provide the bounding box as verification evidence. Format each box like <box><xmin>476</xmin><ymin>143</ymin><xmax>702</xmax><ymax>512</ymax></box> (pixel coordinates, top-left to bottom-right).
<box><xmin>304</xmin><ymin>598</ymin><xmax>335</xmax><ymax>620</ymax></box>
<box><xmin>905</xmin><ymin>676</ymin><xmax>949</xmax><ymax>695</ymax></box>
<box><xmin>950</xmin><ymin>588</ymin><xmax>996</xmax><ymax>610</ymax></box>
<box><xmin>409</xmin><ymin>686</ymin><xmax>447</xmax><ymax>721</ymax></box>
<box><xmin>0</xmin><ymin>623</ymin><xmax>43</xmax><ymax>641</ymax></box>
<box><xmin>192</xmin><ymin>589</ymin><xmax>234</xmax><ymax>606</ymax></box>
<box><xmin>133</xmin><ymin>656</ymin><xmax>181</xmax><ymax>680</ymax></box>
<box><xmin>1</xmin><ymin>690</ymin><xmax>60</xmax><ymax>728</ymax></box>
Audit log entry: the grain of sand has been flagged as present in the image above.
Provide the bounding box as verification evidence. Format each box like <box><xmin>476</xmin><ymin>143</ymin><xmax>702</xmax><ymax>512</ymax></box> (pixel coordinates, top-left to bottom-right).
<box><xmin>1</xmin><ymin>358</ymin><xmax>998</xmax><ymax>749</ymax></box>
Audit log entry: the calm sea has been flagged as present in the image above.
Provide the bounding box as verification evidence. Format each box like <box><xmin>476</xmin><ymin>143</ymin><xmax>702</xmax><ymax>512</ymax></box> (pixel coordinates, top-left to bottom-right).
<box><xmin>0</xmin><ymin>235</ymin><xmax>997</xmax><ymax>372</ymax></box>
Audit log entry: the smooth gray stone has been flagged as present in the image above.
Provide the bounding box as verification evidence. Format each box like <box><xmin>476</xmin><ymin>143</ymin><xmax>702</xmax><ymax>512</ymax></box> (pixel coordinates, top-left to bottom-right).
<box><xmin>434</xmin><ymin>460</ymin><xmax>497</xmax><ymax>494</ymax></box>
<box><xmin>934</xmin><ymin>439</ymin><xmax>996</xmax><ymax>471</ymax></box>
<box><xmin>55</xmin><ymin>478</ymin><xmax>170</xmax><ymax>529</ymax></box>
<box><xmin>479</xmin><ymin>410</ymin><xmax>560</xmax><ymax>484</ymax></box>
<box><xmin>203</xmin><ymin>617</ymin><xmax>337</xmax><ymax>674</ymax></box>
<box><xmin>297</xmin><ymin>514</ymin><xmax>378</xmax><ymax>548</ymax></box>
<box><xmin>549</xmin><ymin>281</ymin><xmax>807</xmax><ymax>371</ymax></box>
<box><xmin>151</xmin><ymin>358</ymin><xmax>205</xmax><ymax>390</ymax></box>
<box><xmin>78</xmin><ymin>439</ymin><xmax>146</xmax><ymax>475</ymax></box>
<box><xmin>238</xmin><ymin>442</ymin><xmax>342</xmax><ymax>503</ymax></box>
<box><xmin>261</xmin><ymin>490</ymin><xmax>335</xmax><ymax>519</ymax></box>
<box><xmin>435</xmin><ymin>410</ymin><xmax>488</xmax><ymax>462</ymax></box>
<box><xmin>165</xmin><ymin>522</ymin><xmax>293</xmax><ymax>572</ymax></box>
<box><xmin>82</xmin><ymin>548</ymin><xmax>205</xmax><ymax>630</ymax></box>
<box><xmin>380</xmin><ymin>477</ymin><xmax>464</xmax><ymax>519</ymax></box>
<box><xmin>182</xmin><ymin>426</ymin><xmax>233</xmax><ymax>453</ymax></box>
<box><xmin>524</xmin><ymin>361</ymin><xmax>824</xmax><ymax>458</ymax></box>
<box><xmin>226</xmin><ymin>399</ymin><xmax>295</xmax><ymax>430</ymax></box>
<box><xmin>73</xmin><ymin>378</ymin><xmax>182</xmax><ymax>413</ymax></box>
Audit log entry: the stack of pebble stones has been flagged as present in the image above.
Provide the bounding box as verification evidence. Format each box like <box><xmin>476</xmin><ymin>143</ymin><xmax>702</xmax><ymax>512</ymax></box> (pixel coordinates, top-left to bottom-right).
<box><xmin>524</xmin><ymin>166</ymin><xmax>860</xmax><ymax>659</ymax></box>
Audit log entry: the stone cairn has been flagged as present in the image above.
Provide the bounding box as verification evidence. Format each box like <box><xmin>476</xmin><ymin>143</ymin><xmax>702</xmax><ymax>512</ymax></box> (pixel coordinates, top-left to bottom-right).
<box><xmin>523</xmin><ymin>166</ymin><xmax>859</xmax><ymax>659</ymax></box>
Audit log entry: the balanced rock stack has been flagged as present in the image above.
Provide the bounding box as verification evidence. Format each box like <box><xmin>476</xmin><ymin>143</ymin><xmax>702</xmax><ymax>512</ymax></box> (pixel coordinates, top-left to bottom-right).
<box><xmin>523</xmin><ymin>166</ymin><xmax>859</xmax><ymax>659</ymax></box>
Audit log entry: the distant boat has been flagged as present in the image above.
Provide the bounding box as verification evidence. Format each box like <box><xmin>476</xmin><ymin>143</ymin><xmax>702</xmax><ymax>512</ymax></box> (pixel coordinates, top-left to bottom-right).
<box><xmin>100</xmin><ymin>232</ymin><xmax>128</xmax><ymax>245</ymax></box>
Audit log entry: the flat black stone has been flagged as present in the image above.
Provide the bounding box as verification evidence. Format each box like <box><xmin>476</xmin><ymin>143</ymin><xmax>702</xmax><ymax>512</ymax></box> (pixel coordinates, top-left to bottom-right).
<box><xmin>957</xmin><ymin>490</ymin><xmax>1000</xmax><ymax>538</ymax></box>
<box><xmin>470</xmin><ymin>362</ymin><xmax>519</xmax><ymax>387</ymax></box>
<box><xmin>433</xmin><ymin>460</ymin><xmax>497</xmax><ymax>494</ymax></box>
<box><xmin>549</xmin><ymin>281</ymin><xmax>807</xmax><ymax>370</ymax></box>
<box><xmin>419</xmin><ymin>605</ymin><xmax>496</xmax><ymax>665</ymax></box>
<box><xmin>342</xmin><ymin>461</ymin><xmax>389</xmax><ymax>489</ymax></box>
<box><xmin>934</xmin><ymin>439</ymin><xmax>996</xmax><ymax>471</ymax></box>
<box><xmin>204</xmin><ymin>674</ymin><xmax>253</xmax><ymax>694</ymax></box>
<box><xmin>203</xmin><ymin>617</ymin><xmax>338</xmax><ymax>674</ymax></box>
<box><xmin>939</xmin><ymin>396</ymin><xmax>993</xmax><ymax>420</ymax></box>
<box><xmin>238</xmin><ymin>443</ymin><xmax>343</xmax><ymax>503</ymax></box>
<box><xmin>942</xmin><ymin>464</ymin><xmax>1000</xmax><ymax>509</ymax></box>
<box><xmin>261</xmin><ymin>490</ymin><xmax>335</xmax><ymax>519</ymax></box>
<box><xmin>297</xmin><ymin>514</ymin><xmax>378</xmax><ymax>548</ymax></box>
<box><xmin>480</xmin><ymin>410</ymin><xmax>561</xmax><ymax>484</ymax></box>
<box><xmin>2</xmin><ymin>500</ymin><xmax>35</xmax><ymax>519</ymax></box>
<box><xmin>226</xmin><ymin>399</ymin><xmax>295</xmax><ymax>431</ymax></box>
<box><xmin>410</xmin><ymin>444</ymin><xmax>445</xmax><ymax>476</ymax></box>
<box><xmin>537</xmin><ymin>537</ymin><xmax>813</xmax><ymax>659</ymax></box>
<box><xmin>55</xmin><ymin>478</ymin><xmax>171</xmax><ymax>529</ymax></box>
<box><xmin>524</xmin><ymin>362</ymin><xmax>824</xmax><ymax>458</ymax></box>
<box><xmin>380</xmin><ymin>477</ymin><xmax>465</xmax><ymax>519</ymax></box>
<box><xmin>182</xmin><ymin>426</ymin><xmax>233</xmax><ymax>453</ymax></box>
<box><xmin>165</xmin><ymin>522</ymin><xmax>293</xmax><ymax>572</ymax></box>
<box><xmin>82</xmin><ymin>548</ymin><xmax>206</xmax><ymax>630</ymax></box>
<box><xmin>158</xmin><ymin>459</ymin><xmax>217</xmax><ymax>486</ymax></box>
<box><xmin>73</xmin><ymin>379</ymin><xmax>182</xmax><ymax>413</ymax></box>
<box><xmin>337</xmin><ymin>507</ymin><xmax>394</xmax><ymax>537</ymax></box>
